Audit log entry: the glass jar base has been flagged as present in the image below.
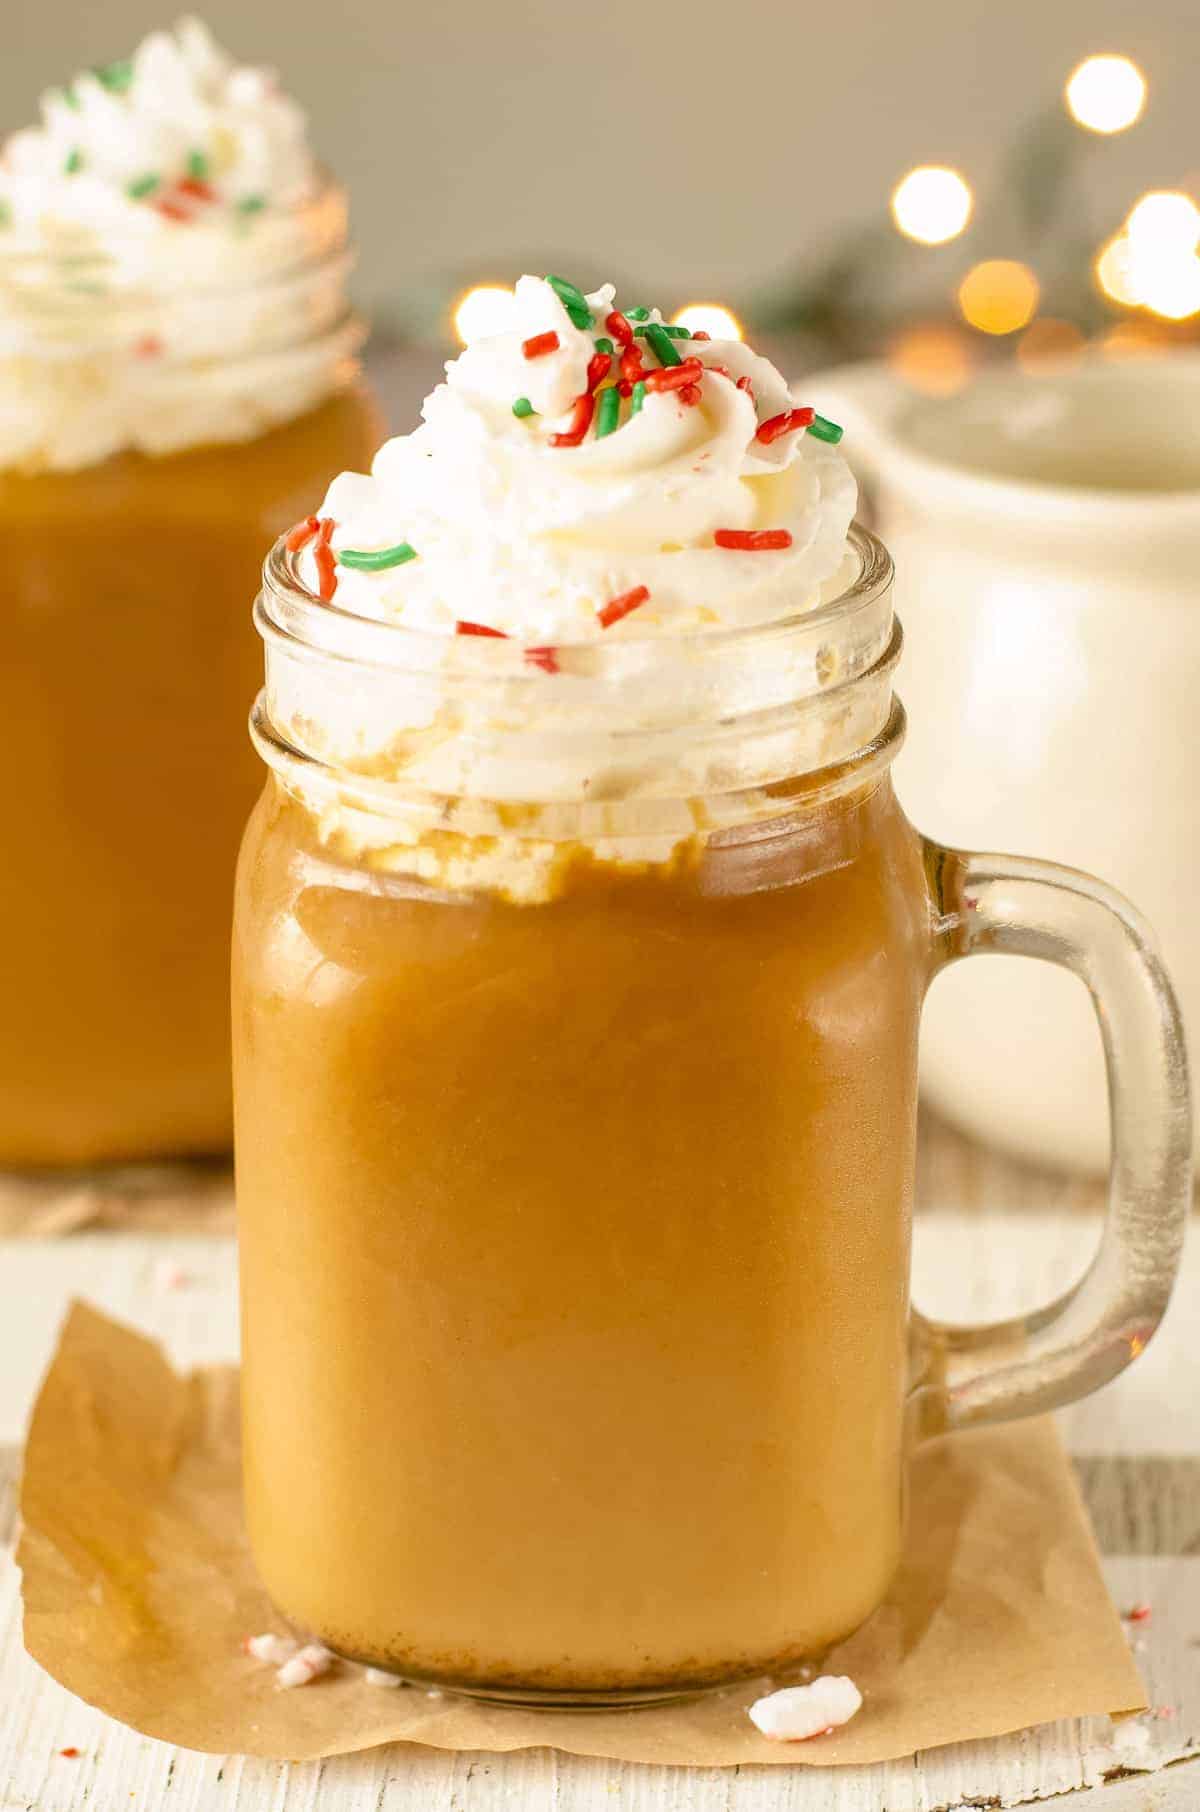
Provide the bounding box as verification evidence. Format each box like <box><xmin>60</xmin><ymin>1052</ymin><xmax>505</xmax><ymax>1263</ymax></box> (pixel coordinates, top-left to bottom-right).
<box><xmin>330</xmin><ymin>1647</ymin><xmax>761</xmax><ymax>1711</ymax></box>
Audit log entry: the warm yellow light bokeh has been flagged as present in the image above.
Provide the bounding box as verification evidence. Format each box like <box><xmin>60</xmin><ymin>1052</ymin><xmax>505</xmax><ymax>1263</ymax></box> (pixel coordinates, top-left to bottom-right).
<box><xmin>890</xmin><ymin>167</ymin><xmax>973</xmax><ymax>245</ymax></box>
<box><xmin>957</xmin><ymin>260</ymin><xmax>1040</xmax><ymax>335</ymax></box>
<box><xmin>671</xmin><ymin>303</ymin><xmax>744</xmax><ymax>341</ymax></box>
<box><xmin>1126</xmin><ymin>190</ymin><xmax>1200</xmax><ymax>250</ymax></box>
<box><xmin>453</xmin><ymin>284</ymin><xmax>516</xmax><ymax>346</ymax></box>
<box><xmin>1017</xmin><ymin>317</ymin><xmax>1086</xmax><ymax>372</ymax></box>
<box><xmin>1095</xmin><ymin>235</ymin><xmax>1139</xmax><ymax>307</ymax></box>
<box><xmin>1065</xmin><ymin>54</ymin><xmax>1147</xmax><ymax>134</ymax></box>
<box><xmin>885</xmin><ymin>321</ymin><xmax>977</xmax><ymax>395</ymax></box>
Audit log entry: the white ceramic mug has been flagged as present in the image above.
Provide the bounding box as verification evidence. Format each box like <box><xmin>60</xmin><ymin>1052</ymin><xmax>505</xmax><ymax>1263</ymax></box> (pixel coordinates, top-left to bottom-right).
<box><xmin>812</xmin><ymin>353</ymin><xmax>1200</xmax><ymax>1172</ymax></box>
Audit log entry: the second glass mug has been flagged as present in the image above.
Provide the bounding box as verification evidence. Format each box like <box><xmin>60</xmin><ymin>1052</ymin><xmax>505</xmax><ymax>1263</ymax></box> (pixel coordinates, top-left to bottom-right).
<box><xmin>233</xmin><ymin>524</ymin><xmax>1191</xmax><ymax>1704</ymax></box>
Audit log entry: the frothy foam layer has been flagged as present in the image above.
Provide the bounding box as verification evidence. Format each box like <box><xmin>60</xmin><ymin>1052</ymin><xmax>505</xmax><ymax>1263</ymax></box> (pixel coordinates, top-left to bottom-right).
<box><xmin>0</xmin><ymin>18</ymin><xmax>356</xmax><ymax>471</ymax></box>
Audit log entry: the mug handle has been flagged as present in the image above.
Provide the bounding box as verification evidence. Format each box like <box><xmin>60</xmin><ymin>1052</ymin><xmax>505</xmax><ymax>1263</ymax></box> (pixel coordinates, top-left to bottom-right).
<box><xmin>912</xmin><ymin>842</ymin><xmax>1192</xmax><ymax>1436</ymax></box>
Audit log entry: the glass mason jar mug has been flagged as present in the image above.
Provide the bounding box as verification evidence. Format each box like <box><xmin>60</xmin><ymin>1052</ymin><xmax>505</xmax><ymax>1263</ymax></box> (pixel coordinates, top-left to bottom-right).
<box><xmin>234</xmin><ymin>525</ymin><xmax>1191</xmax><ymax>1705</ymax></box>
<box><xmin>0</xmin><ymin>180</ymin><xmax>382</xmax><ymax>1167</ymax></box>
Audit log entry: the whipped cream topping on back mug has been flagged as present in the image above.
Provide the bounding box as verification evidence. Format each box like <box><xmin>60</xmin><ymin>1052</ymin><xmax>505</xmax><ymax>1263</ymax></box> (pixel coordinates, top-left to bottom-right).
<box><xmin>296</xmin><ymin>275</ymin><xmax>856</xmax><ymax>642</ymax></box>
<box><xmin>0</xmin><ymin>18</ymin><xmax>358</xmax><ymax>471</ymax></box>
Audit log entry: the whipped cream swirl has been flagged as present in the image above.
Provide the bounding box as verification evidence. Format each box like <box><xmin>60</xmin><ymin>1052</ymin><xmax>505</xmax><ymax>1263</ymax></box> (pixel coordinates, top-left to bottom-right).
<box><xmin>305</xmin><ymin>276</ymin><xmax>856</xmax><ymax>641</ymax></box>
<box><xmin>0</xmin><ymin>18</ymin><xmax>314</xmax><ymax>248</ymax></box>
<box><xmin>0</xmin><ymin>19</ymin><xmax>359</xmax><ymax>472</ymax></box>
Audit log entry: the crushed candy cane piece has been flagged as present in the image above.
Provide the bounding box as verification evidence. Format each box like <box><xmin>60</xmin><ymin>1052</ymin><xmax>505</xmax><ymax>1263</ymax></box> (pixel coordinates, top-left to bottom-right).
<box><xmin>1125</xmin><ymin>1602</ymin><xmax>1152</xmax><ymax>1622</ymax></box>
<box><xmin>276</xmin><ymin>1643</ymin><xmax>332</xmax><ymax>1688</ymax></box>
<box><xmin>364</xmin><ymin>1666</ymin><xmax>404</xmax><ymax>1688</ymax></box>
<box><xmin>748</xmin><ymin>1675</ymin><xmax>862</xmax><ymax>1742</ymax></box>
<box><xmin>243</xmin><ymin>1631</ymin><xmax>299</xmax><ymax>1664</ymax></box>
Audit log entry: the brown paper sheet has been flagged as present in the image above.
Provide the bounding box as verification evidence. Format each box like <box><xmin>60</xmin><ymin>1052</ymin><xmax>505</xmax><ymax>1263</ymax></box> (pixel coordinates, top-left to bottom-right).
<box><xmin>17</xmin><ymin>1303</ymin><xmax>1144</xmax><ymax>1768</ymax></box>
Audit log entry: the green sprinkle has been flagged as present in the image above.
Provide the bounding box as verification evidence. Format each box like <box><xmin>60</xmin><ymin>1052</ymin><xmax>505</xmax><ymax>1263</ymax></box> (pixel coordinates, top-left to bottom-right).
<box><xmin>337</xmin><ymin>542</ymin><xmax>418</xmax><ymax>572</ymax></box>
<box><xmin>630</xmin><ymin>380</ymin><xmax>646</xmax><ymax>415</ymax></box>
<box><xmin>807</xmin><ymin>412</ymin><xmax>844</xmax><ymax>444</ymax></box>
<box><xmin>512</xmin><ymin>396</ymin><xmax>536</xmax><ymax>418</ymax></box>
<box><xmin>126</xmin><ymin>172</ymin><xmax>160</xmax><ymax>199</ymax></box>
<box><xmin>236</xmin><ymin>194</ymin><xmax>266</xmax><ymax>215</ymax></box>
<box><xmin>61</xmin><ymin>85</ymin><xmax>81</xmax><ymax>111</ymax></box>
<box><xmin>0</xmin><ymin>201</ymin><xmax>11</xmax><ymax>231</ymax></box>
<box><xmin>593</xmin><ymin>336</ymin><xmax>614</xmax><ymax>356</ymax></box>
<box><xmin>546</xmin><ymin>273</ymin><xmax>593</xmax><ymax>329</ymax></box>
<box><xmin>594</xmin><ymin>385</ymin><xmax>621</xmax><ymax>438</ymax></box>
<box><xmin>64</xmin><ymin>148</ymin><xmax>84</xmax><ymax>175</ymax></box>
<box><xmin>634</xmin><ymin>322</ymin><xmax>691</xmax><ymax>340</ymax></box>
<box><xmin>186</xmin><ymin>149</ymin><xmax>210</xmax><ymax>181</ymax></box>
<box><xmin>95</xmin><ymin>58</ymin><xmax>134</xmax><ymax>93</ymax></box>
<box><xmin>643</xmin><ymin>322</ymin><xmax>682</xmax><ymax>367</ymax></box>
<box><xmin>625</xmin><ymin>306</ymin><xmax>650</xmax><ymax>321</ymax></box>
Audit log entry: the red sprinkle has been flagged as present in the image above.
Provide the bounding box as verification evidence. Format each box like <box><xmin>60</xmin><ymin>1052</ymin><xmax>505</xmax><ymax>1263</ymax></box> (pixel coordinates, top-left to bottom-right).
<box><xmin>678</xmin><ymin>383</ymin><xmax>702</xmax><ymax>407</ymax></box>
<box><xmin>586</xmin><ymin>351</ymin><xmax>613</xmax><ymax>391</ymax></box>
<box><xmin>714</xmin><ymin>529</ymin><xmax>794</xmax><ymax>551</ymax></box>
<box><xmin>550</xmin><ymin>392</ymin><xmax>595</xmax><ymax>447</ymax></box>
<box><xmin>619</xmin><ymin>346</ymin><xmax>645</xmax><ymax>385</ymax></box>
<box><xmin>755</xmin><ymin>406</ymin><xmax>815</xmax><ymax>445</ymax></box>
<box><xmin>1126</xmin><ymin>1603</ymin><xmax>1153</xmax><ymax>1623</ymax></box>
<box><xmin>456</xmin><ymin>620</ymin><xmax>510</xmax><ymax>638</ymax></box>
<box><xmin>597</xmin><ymin>584</ymin><xmax>650</xmax><ymax>629</ymax></box>
<box><xmin>525</xmin><ymin>646</ymin><xmax>560</xmax><ymax>673</ymax></box>
<box><xmin>736</xmin><ymin>375</ymin><xmax>756</xmax><ymax>401</ymax></box>
<box><xmin>176</xmin><ymin>176</ymin><xmax>217</xmax><ymax>203</ymax></box>
<box><xmin>314</xmin><ymin>516</ymin><xmax>337</xmax><ymax>601</ymax></box>
<box><xmin>692</xmin><ymin>329</ymin><xmax>712</xmax><ymax>341</ymax></box>
<box><xmin>60</xmin><ymin>1748</ymin><xmax>81</xmax><ymax>1759</ymax></box>
<box><xmin>523</xmin><ymin>330</ymin><xmax>560</xmax><ymax>360</ymax></box>
<box><xmin>606</xmin><ymin>309</ymin><xmax>634</xmax><ymax>348</ymax></box>
<box><xmin>153</xmin><ymin>194</ymin><xmax>193</xmax><ymax>222</ymax></box>
<box><xmin>134</xmin><ymin>333</ymin><xmax>164</xmax><ymax>359</ymax></box>
<box><xmin>617</xmin><ymin>380</ymin><xmax>633</xmax><ymax>398</ymax></box>
<box><xmin>285</xmin><ymin>515</ymin><xmax>320</xmax><ymax>553</ymax></box>
<box><xmin>643</xmin><ymin>358</ymin><xmax>704</xmax><ymax>394</ymax></box>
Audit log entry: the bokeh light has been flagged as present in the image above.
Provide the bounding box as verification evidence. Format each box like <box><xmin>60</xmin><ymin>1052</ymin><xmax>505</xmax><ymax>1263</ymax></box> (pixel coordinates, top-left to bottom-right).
<box><xmin>453</xmin><ymin>284</ymin><xmax>516</xmax><ymax>346</ymax></box>
<box><xmin>671</xmin><ymin>302</ymin><xmax>744</xmax><ymax>341</ymax></box>
<box><xmin>890</xmin><ymin>167</ymin><xmax>974</xmax><ymax>245</ymax></box>
<box><xmin>885</xmin><ymin>321</ymin><xmax>977</xmax><ymax>395</ymax></box>
<box><xmin>957</xmin><ymin>260</ymin><xmax>1040</xmax><ymax>335</ymax></box>
<box><xmin>1065</xmin><ymin>54</ymin><xmax>1147</xmax><ymax>134</ymax></box>
<box><xmin>1017</xmin><ymin>317</ymin><xmax>1087</xmax><ymax>371</ymax></box>
<box><xmin>1096</xmin><ymin>192</ymin><xmax>1200</xmax><ymax>321</ymax></box>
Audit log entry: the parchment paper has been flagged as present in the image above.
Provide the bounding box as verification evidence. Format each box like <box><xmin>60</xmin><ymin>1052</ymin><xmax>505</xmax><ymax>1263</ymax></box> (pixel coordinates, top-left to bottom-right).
<box><xmin>17</xmin><ymin>1302</ymin><xmax>1144</xmax><ymax>1767</ymax></box>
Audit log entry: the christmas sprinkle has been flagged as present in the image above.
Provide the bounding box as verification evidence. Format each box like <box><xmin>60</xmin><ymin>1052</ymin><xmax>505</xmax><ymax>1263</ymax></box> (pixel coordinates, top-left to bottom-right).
<box><xmin>95</xmin><ymin>58</ymin><xmax>134</xmax><ymax>93</ymax></box>
<box><xmin>525</xmin><ymin>646</ymin><xmax>560</xmax><ymax>673</ymax></box>
<box><xmin>593</xmin><ymin>337</ymin><xmax>615</xmax><ymax>356</ymax></box>
<box><xmin>807</xmin><ymin>412</ymin><xmax>844</xmax><ymax>444</ymax></box>
<box><xmin>606</xmin><ymin>309</ymin><xmax>634</xmax><ymax>347</ymax></box>
<box><xmin>313</xmin><ymin>517</ymin><xmax>337</xmax><ymax>601</ymax></box>
<box><xmin>642</xmin><ymin>323</ymin><xmax>682</xmax><ymax>367</ymax></box>
<box><xmin>59</xmin><ymin>1748</ymin><xmax>82</xmax><ymax>1759</ymax></box>
<box><xmin>237</xmin><ymin>194</ymin><xmax>266</xmax><ymax>215</ymax></box>
<box><xmin>625</xmin><ymin>306</ymin><xmax>650</xmax><ymax>321</ymax></box>
<box><xmin>756</xmin><ymin>406</ymin><xmax>815</xmax><ymax>445</ymax></box>
<box><xmin>594</xmin><ymin>385</ymin><xmax>621</xmax><ymax>438</ymax></box>
<box><xmin>715</xmin><ymin>529</ymin><xmax>794</xmax><ymax>551</ymax></box>
<box><xmin>634</xmin><ymin>322</ymin><xmax>691</xmax><ymax>340</ymax></box>
<box><xmin>456</xmin><ymin>620</ymin><xmax>509</xmax><ymax>638</ymax></box>
<box><xmin>512</xmin><ymin>396</ymin><xmax>536</xmax><ymax>418</ymax></box>
<box><xmin>549</xmin><ymin>392</ymin><xmax>595</xmax><ymax>447</ymax></box>
<box><xmin>186</xmin><ymin>149</ymin><xmax>211</xmax><ymax>181</ymax></box>
<box><xmin>546</xmin><ymin>274</ymin><xmax>593</xmax><ymax>329</ymax></box>
<box><xmin>598</xmin><ymin>585</ymin><xmax>650</xmax><ymax>629</ymax></box>
<box><xmin>127</xmin><ymin>172</ymin><xmax>161</xmax><ymax>199</ymax></box>
<box><xmin>631</xmin><ymin>380</ymin><xmax>646</xmax><ymax>414</ymax></box>
<box><xmin>338</xmin><ymin>542</ymin><xmax>417</xmax><ymax>571</ymax></box>
<box><xmin>523</xmin><ymin>330</ymin><xmax>560</xmax><ymax>360</ymax></box>
<box><xmin>644</xmin><ymin>358</ymin><xmax>703</xmax><ymax>394</ymax></box>
<box><xmin>586</xmin><ymin>350</ymin><xmax>613</xmax><ymax>390</ymax></box>
<box><xmin>64</xmin><ymin>148</ymin><xmax>84</xmax><ymax>175</ymax></box>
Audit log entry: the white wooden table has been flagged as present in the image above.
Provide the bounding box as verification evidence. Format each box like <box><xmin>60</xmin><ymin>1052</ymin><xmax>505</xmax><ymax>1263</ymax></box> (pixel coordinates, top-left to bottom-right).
<box><xmin>2</xmin><ymin>1118</ymin><xmax>1198</xmax><ymax>1811</ymax></box>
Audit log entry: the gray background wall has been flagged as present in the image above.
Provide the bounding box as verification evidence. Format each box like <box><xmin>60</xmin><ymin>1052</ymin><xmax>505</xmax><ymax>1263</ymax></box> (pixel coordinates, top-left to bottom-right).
<box><xmin>4</xmin><ymin>1</ymin><xmax>1196</xmax><ymax>318</ymax></box>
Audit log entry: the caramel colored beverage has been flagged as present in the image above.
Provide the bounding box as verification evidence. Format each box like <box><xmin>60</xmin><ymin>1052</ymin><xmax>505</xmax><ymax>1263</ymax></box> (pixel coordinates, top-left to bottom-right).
<box><xmin>0</xmin><ymin>390</ymin><xmax>379</xmax><ymax>1166</ymax></box>
<box><xmin>235</xmin><ymin>778</ymin><xmax>925</xmax><ymax>1690</ymax></box>
<box><xmin>0</xmin><ymin>25</ymin><xmax>381</xmax><ymax>1165</ymax></box>
<box><xmin>233</xmin><ymin>277</ymin><xmax>1189</xmax><ymax>1704</ymax></box>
